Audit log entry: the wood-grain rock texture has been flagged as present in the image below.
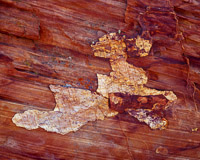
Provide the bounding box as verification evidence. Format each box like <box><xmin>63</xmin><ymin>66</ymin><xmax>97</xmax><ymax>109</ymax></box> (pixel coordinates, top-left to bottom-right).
<box><xmin>0</xmin><ymin>0</ymin><xmax>200</xmax><ymax>159</ymax></box>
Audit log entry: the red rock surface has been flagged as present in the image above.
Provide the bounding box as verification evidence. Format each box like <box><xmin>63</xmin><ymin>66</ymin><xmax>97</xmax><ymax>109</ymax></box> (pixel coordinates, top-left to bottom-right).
<box><xmin>0</xmin><ymin>0</ymin><xmax>200</xmax><ymax>159</ymax></box>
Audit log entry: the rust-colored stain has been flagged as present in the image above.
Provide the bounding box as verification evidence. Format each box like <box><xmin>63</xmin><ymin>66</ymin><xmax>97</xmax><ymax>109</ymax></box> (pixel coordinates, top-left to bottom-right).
<box><xmin>110</xmin><ymin>93</ymin><xmax>170</xmax><ymax>129</ymax></box>
<box><xmin>109</xmin><ymin>93</ymin><xmax>169</xmax><ymax>113</ymax></box>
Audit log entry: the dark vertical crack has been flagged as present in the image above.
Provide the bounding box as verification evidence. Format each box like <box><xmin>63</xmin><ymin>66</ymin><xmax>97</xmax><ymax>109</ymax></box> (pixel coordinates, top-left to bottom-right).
<box><xmin>118</xmin><ymin>117</ymin><xmax>134</xmax><ymax>160</ymax></box>
<box><xmin>123</xmin><ymin>0</ymin><xmax>128</xmax><ymax>24</ymax></box>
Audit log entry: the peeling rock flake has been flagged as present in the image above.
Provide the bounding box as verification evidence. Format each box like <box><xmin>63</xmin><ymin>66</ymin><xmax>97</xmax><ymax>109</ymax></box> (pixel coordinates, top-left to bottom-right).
<box><xmin>12</xmin><ymin>32</ymin><xmax>177</xmax><ymax>134</ymax></box>
<box><xmin>92</xmin><ymin>32</ymin><xmax>177</xmax><ymax>130</ymax></box>
<box><xmin>12</xmin><ymin>86</ymin><xmax>118</xmax><ymax>135</ymax></box>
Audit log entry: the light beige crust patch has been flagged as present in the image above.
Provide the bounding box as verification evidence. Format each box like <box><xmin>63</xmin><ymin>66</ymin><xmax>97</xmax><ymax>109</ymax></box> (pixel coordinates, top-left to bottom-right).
<box><xmin>91</xmin><ymin>33</ymin><xmax>127</xmax><ymax>60</ymax></box>
<box><xmin>135</xmin><ymin>36</ymin><xmax>152</xmax><ymax>57</ymax></box>
<box><xmin>12</xmin><ymin>86</ymin><xmax>118</xmax><ymax>135</ymax></box>
<box><xmin>12</xmin><ymin>32</ymin><xmax>176</xmax><ymax>133</ymax></box>
<box><xmin>127</xmin><ymin>109</ymin><xmax>168</xmax><ymax>130</ymax></box>
<box><xmin>92</xmin><ymin>32</ymin><xmax>177</xmax><ymax>129</ymax></box>
<box><xmin>49</xmin><ymin>85</ymin><xmax>117</xmax><ymax>118</ymax></box>
<box><xmin>92</xmin><ymin>33</ymin><xmax>176</xmax><ymax>102</ymax></box>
